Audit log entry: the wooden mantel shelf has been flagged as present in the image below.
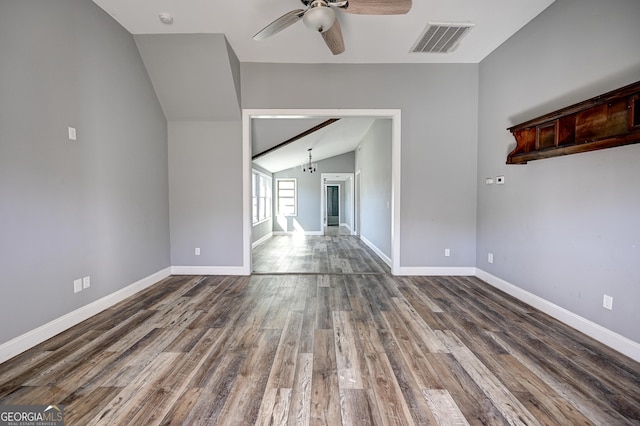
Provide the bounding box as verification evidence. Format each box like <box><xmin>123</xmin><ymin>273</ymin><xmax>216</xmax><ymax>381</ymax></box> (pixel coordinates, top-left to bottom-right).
<box><xmin>507</xmin><ymin>81</ymin><xmax>640</xmax><ymax>164</ymax></box>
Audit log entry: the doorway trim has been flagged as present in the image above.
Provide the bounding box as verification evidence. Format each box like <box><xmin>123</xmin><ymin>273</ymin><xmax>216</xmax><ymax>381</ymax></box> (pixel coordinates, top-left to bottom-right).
<box><xmin>354</xmin><ymin>170</ymin><xmax>361</xmax><ymax>237</ymax></box>
<box><xmin>242</xmin><ymin>109</ymin><xmax>401</xmax><ymax>275</ymax></box>
<box><xmin>320</xmin><ymin>173</ymin><xmax>353</xmax><ymax>233</ymax></box>
<box><xmin>324</xmin><ymin>184</ymin><xmax>340</xmax><ymax>228</ymax></box>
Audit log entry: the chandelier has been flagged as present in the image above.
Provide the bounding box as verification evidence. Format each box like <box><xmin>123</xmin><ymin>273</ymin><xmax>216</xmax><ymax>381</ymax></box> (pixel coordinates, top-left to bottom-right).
<box><xmin>301</xmin><ymin>148</ymin><xmax>318</xmax><ymax>173</ymax></box>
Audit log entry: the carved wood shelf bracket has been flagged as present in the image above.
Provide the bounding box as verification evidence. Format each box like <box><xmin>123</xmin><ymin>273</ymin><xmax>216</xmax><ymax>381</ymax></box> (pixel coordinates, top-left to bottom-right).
<box><xmin>507</xmin><ymin>81</ymin><xmax>640</xmax><ymax>164</ymax></box>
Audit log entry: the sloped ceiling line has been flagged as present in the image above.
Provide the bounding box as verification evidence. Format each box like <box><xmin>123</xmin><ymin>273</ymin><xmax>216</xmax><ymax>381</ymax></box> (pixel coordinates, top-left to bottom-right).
<box><xmin>252</xmin><ymin>118</ymin><xmax>341</xmax><ymax>160</ymax></box>
<box><xmin>252</xmin><ymin>116</ymin><xmax>377</xmax><ymax>173</ymax></box>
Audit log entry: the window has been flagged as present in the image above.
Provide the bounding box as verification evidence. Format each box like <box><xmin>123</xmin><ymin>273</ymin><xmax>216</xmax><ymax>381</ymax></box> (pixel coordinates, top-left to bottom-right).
<box><xmin>276</xmin><ymin>178</ymin><xmax>297</xmax><ymax>216</ymax></box>
<box><xmin>252</xmin><ymin>170</ymin><xmax>272</xmax><ymax>224</ymax></box>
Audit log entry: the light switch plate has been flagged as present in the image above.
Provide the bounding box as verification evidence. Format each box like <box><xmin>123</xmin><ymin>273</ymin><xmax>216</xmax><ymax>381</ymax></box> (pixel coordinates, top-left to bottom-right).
<box><xmin>68</xmin><ymin>127</ymin><xmax>77</xmax><ymax>140</ymax></box>
<box><xmin>603</xmin><ymin>295</ymin><xmax>613</xmax><ymax>310</ymax></box>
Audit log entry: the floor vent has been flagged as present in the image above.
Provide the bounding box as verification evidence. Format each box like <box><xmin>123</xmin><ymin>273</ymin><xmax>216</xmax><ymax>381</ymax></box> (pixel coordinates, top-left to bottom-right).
<box><xmin>410</xmin><ymin>22</ymin><xmax>475</xmax><ymax>53</ymax></box>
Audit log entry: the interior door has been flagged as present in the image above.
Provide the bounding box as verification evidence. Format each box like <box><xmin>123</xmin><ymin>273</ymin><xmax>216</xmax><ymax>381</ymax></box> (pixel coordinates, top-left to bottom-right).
<box><xmin>326</xmin><ymin>185</ymin><xmax>339</xmax><ymax>226</ymax></box>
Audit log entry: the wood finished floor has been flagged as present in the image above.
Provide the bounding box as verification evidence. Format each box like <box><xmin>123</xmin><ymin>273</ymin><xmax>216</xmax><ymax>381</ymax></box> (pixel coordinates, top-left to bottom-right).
<box><xmin>1</xmin><ymin>235</ymin><xmax>639</xmax><ymax>424</ymax></box>
<box><xmin>252</xmin><ymin>229</ymin><xmax>389</xmax><ymax>275</ymax></box>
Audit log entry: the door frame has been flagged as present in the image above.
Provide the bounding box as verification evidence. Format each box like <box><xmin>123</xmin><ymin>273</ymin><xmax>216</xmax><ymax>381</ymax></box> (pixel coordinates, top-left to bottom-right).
<box><xmin>243</xmin><ymin>109</ymin><xmax>401</xmax><ymax>275</ymax></box>
<box><xmin>324</xmin><ymin>184</ymin><xmax>340</xmax><ymax>227</ymax></box>
<box><xmin>354</xmin><ymin>170</ymin><xmax>361</xmax><ymax>237</ymax></box>
<box><xmin>320</xmin><ymin>174</ymin><xmax>352</xmax><ymax>231</ymax></box>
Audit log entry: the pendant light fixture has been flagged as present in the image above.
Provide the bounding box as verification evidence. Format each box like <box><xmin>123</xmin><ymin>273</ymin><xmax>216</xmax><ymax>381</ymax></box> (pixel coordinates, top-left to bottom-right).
<box><xmin>301</xmin><ymin>148</ymin><xmax>318</xmax><ymax>173</ymax></box>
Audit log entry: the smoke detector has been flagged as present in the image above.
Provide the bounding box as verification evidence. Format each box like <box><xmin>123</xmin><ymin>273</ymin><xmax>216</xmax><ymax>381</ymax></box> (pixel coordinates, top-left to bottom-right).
<box><xmin>159</xmin><ymin>13</ymin><xmax>174</xmax><ymax>25</ymax></box>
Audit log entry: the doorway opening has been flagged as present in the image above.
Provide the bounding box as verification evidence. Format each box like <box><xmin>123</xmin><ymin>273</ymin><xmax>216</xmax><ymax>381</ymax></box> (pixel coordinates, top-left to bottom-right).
<box><xmin>320</xmin><ymin>172</ymin><xmax>354</xmax><ymax>236</ymax></box>
<box><xmin>326</xmin><ymin>185</ymin><xmax>339</xmax><ymax>227</ymax></box>
<box><xmin>242</xmin><ymin>109</ymin><xmax>401</xmax><ymax>275</ymax></box>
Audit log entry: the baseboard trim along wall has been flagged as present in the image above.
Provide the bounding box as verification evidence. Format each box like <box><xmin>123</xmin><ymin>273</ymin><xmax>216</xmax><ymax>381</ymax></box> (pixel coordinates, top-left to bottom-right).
<box><xmin>3</xmin><ymin>264</ymin><xmax>637</xmax><ymax>365</ymax></box>
<box><xmin>475</xmin><ymin>268</ymin><xmax>640</xmax><ymax>363</ymax></box>
<box><xmin>252</xmin><ymin>232</ymin><xmax>273</xmax><ymax>249</ymax></box>
<box><xmin>272</xmin><ymin>231</ymin><xmax>324</xmax><ymax>236</ymax></box>
<box><xmin>399</xmin><ymin>266</ymin><xmax>477</xmax><ymax>276</ymax></box>
<box><xmin>339</xmin><ymin>223</ymin><xmax>352</xmax><ymax>233</ymax></box>
<box><xmin>170</xmin><ymin>266</ymin><xmax>248</xmax><ymax>275</ymax></box>
<box><xmin>360</xmin><ymin>235</ymin><xmax>392</xmax><ymax>268</ymax></box>
<box><xmin>0</xmin><ymin>267</ymin><xmax>172</xmax><ymax>364</ymax></box>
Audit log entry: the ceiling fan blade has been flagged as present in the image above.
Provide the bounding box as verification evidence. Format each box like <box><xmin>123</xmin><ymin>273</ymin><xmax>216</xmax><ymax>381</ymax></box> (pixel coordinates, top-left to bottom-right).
<box><xmin>321</xmin><ymin>19</ymin><xmax>345</xmax><ymax>55</ymax></box>
<box><xmin>253</xmin><ymin>9</ymin><xmax>306</xmax><ymax>40</ymax></box>
<box><xmin>343</xmin><ymin>0</ymin><xmax>411</xmax><ymax>15</ymax></box>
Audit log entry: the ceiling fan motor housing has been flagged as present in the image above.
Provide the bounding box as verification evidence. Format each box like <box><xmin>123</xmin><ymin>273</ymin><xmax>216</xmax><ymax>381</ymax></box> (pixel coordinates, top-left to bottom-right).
<box><xmin>300</xmin><ymin>0</ymin><xmax>348</xmax><ymax>6</ymax></box>
<box><xmin>303</xmin><ymin>1</ymin><xmax>336</xmax><ymax>33</ymax></box>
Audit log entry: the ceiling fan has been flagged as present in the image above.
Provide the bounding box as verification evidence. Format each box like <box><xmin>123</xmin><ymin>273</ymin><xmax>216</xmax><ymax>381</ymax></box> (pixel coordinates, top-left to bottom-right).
<box><xmin>253</xmin><ymin>0</ymin><xmax>412</xmax><ymax>55</ymax></box>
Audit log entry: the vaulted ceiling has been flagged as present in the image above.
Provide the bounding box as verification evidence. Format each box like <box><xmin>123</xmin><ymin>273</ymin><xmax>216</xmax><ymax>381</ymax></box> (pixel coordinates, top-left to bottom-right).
<box><xmin>252</xmin><ymin>117</ymin><xmax>378</xmax><ymax>173</ymax></box>
<box><xmin>101</xmin><ymin>0</ymin><xmax>556</xmax><ymax>173</ymax></box>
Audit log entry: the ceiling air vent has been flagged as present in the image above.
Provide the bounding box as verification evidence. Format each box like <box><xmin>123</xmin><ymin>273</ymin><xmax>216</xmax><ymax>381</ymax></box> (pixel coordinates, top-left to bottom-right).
<box><xmin>410</xmin><ymin>22</ymin><xmax>475</xmax><ymax>53</ymax></box>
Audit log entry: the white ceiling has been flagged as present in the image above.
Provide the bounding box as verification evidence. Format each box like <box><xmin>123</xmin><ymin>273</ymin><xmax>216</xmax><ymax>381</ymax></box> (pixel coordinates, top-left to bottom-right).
<box><xmin>253</xmin><ymin>117</ymin><xmax>377</xmax><ymax>173</ymax></box>
<box><xmin>92</xmin><ymin>0</ymin><xmax>555</xmax><ymax>64</ymax></box>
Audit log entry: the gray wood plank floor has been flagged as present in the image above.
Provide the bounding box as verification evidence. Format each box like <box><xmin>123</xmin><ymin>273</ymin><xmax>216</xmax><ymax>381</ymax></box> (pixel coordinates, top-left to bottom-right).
<box><xmin>252</xmin><ymin>229</ymin><xmax>389</xmax><ymax>274</ymax></box>
<box><xmin>1</xmin><ymin>234</ymin><xmax>639</xmax><ymax>425</ymax></box>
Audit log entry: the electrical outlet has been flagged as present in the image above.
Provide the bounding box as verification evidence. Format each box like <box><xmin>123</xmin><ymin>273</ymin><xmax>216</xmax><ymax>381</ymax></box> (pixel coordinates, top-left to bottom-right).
<box><xmin>603</xmin><ymin>294</ymin><xmax>613</xmax><ymax>310</ymax></box>
<box><xmin>488</xmin><ymin>253</ymin><xmax>494</xmax><ymax>264</ymax></box>
<box><xmin>195</xmin><ymin>247</ymin><xmax>200</xmax><ymax>256</ymax></box>
<box><xmin>445</xmin><ymin>248</ymin><xmax>450</xmax><ymax>257</ymax></box>
<box><xmin>83</xmin><ymin>276</ymin><xmax>91</xmax><ymax>289</ymax></box>
<box><xmin>74</xmin><ymin>279</ymin><xmax>83</xmax><ymax>293</ymax></box>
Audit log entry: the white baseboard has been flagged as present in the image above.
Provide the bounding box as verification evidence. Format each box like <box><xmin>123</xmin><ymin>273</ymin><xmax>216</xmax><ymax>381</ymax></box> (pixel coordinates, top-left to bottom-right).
<box><xmin>339</xmin><ymin>223</ymin><xmax>352</xmax><ymax>233</ymax></box>
<box><xmin>475</xmin><ymin>268</ymin><xmax>640</xmax><ymax>363</ymax></box>
<box><xmin>5</xmin><ymin>263</ymin><xmax>636</xmax><ymax>367</ymax></box>
<box><xmin>360</xmin><ymin>235</ymin><xmax>392</xmax><ymax>267</ymax></box>
<box><xmin>252</xmin><ymin>232</ymin><xmax>273</xmax><ymax>249</ymax></box>
<box><xmin>399</xmin><ymin>266</ymin><xmax>476</xmax><ymax>276</ymax></box>
<box><xmin>0</xmin><ymin>267</ymin><xmax>171</xmax><ymax>364</ymax></box>
<box><xmin>170</xmin><ymin>265</ymin><xmax>249</xmax><ymax>276</ymax></box>
<box><xmin>272</xmin><ymin>231</ymin><xmax>323</xmax><ymax>236</ymax></box>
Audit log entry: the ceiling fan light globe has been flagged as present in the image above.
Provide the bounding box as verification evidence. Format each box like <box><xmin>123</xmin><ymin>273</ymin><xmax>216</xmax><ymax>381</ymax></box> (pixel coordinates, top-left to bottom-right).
<box><xmin>303</xmin><ymin>5</ymin><xmax>336</xmax><ymax>33</ymax></box>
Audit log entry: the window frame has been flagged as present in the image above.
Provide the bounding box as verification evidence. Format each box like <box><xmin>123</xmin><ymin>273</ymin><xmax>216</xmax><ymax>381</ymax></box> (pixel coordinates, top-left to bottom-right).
<box><xmin>276</xmin><ymin>178</ymin><xmax>297</xmax><ymax>217</ymax></box>
<box><xmin>252</xmin><ymin>169</ymin><xmax>272</xmax><ymax>225</ymax></box>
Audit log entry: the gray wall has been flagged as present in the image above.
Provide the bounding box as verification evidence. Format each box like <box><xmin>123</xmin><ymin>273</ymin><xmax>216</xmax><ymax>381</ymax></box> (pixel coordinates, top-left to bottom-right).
<box><xmin>273</xmin><ymin>152</ymin><xmax>355</xmax><ymax>233</ymax></box>
<box><xmin>356</xmin><ymin>120</ymin><xmax>392</xmax><ymax>258</ymax></box>
<box><xmin>0</xmin><ymin>0</ymin><xmax>170</xmax><ymax>343</ymax></box>
<box><xmin>242</xmin><ymin>63</ymin><xmax>479</xmax><ymax>268</ymax></box>
<box><xmin>252</xmin><ymin>218</ymin><xmax>273</xmax><ymax>245</ymax></box>
<box><xmin>134</xmin><ymin>33</ymin><xmax>244</xmax><ymax>269</ymax></box>
<box><xmin>169</xmin><ymin>121</ymin><xmax>243</xmax><ymax>266</ymax></box>
<box><xmin>477</xmin><ymin>0</ymin><xmax>640</xmax><ymax>342</ymax></box>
